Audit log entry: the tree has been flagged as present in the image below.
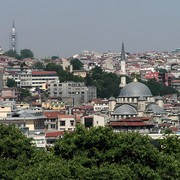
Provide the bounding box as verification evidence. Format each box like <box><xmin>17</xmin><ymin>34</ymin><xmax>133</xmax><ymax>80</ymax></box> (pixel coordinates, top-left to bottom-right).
<box><xmin>142</xmin><ymin>79</ymin><xmax>178</xmax><ymax>96</ymax></box>
<box><xmin>4</xmin><ymin>49</ymin><xmax>21</xmax><ymax>59</ymax></box>
<box><xmin>51</xmin><ymin>56</ymin><xmax>59</xmax><ymax>60</ymax></box>
<box><xmin>158</xmin><ymin>68</ymin><xmax>168</xmax><ymax>73</ymax></box>
<box><xmin>20</xmin><ymin>49</ymin><xmax>34</xmax><ymax>59</ymax></box>
<box><xmin>45</xmin><ymin>62</ymin><xmax>84</xmax><ymax>82</ymax></box>
<box><xmin>85</xmin><ymin>66</ymin><xmax>120</xmax><ymax>98</ymax></box>
<box><xmin>18</xmin><ymin>88</ymin><xmax>31</xmax><ymax>101</ymax></box>
<box><xmin>33</xmin><ymin>61</ymin><xmax>45</xmax><ymax>69</ymax></box>
<box><xmin>0</xmin><ymin>124</ymin><xmax>35</xmax><ymax>179</ymax></box>
<box><xmin>70</xmin><ymin>58</ymin><xmax>83</xmax><ymax>70</ymax></box>
<box><xmin>1</xmin><ymin>124</ymin><xmax>180</xmax><ymax>179</ymax></box>
<box><xmin>6</xmin><ymin>78</ymin><xmax>17</xmax><ymax>87</ymax></box>
<box><xmin>45</xmin><ymin>62</ymin><xmax>63</xmax><ymax>72</ymax></box>
<box><xmin>54</xmin><ymin>125</ymin><xmax>180</xmax><ymax>179</ymax></box>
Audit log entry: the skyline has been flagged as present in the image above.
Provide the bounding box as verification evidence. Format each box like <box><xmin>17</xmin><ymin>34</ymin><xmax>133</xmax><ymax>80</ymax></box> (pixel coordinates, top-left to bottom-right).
<box><xmin>1</xmin><ymin>0</ymin><xmax>180</xmax><ymax>58</ymax></box>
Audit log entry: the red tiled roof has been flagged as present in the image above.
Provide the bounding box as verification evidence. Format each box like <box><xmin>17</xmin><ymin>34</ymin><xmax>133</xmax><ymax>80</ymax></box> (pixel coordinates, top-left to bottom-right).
<box><xmin>58</xmin><ymin>114</ymin><xmax>75</xmax><ymax>119</ymax></box>
<box><xmin>46</xmin><ymin>131</ymin><xmax>65</xmax><ymax>137</ymax></box>
<box><xmin>158</xmin><ymin>123</ymin><xmax>171</xmax><ymax>127</ymax></box>
<box><xmin>80</xmin><ymin>105</ymin><xmax>93</xmax><ymax>110</ymax></box>
<box><xmin>44</xmin><ymin>111</ymin><xmax>65</xmax><ymax>119</ymax></box>
<box><xmin>32</xmin><ymin>71</ymin><xmax>57</xmax><ymax>75</ymax></box>
<box><xmin>109</xmin><ymin>121</ymin><xmax>153</xmax><ymax>127</ymax></box>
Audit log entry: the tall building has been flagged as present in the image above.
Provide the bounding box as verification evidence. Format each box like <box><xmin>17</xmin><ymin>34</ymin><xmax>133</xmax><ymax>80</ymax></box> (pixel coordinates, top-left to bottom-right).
<box><xmin>48</xmin><ymin>81</ymin><xmax>97</xmax><ymax>104</ymax></box>
<box><xmin>11</xmin><ymin>21</ymin><xmax>16</xmax><ymax>51</ymax></box>
<box><xmin>119</xmin><ymin>42</ymin><xmax>126</xmax><ymax>87</ymax></box>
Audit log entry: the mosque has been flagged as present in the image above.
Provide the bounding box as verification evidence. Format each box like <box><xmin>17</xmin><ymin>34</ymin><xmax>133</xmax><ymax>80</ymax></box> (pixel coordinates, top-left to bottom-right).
<box><xmin>108</xmin><ymin>43</ymin><xmax>167</xmax><ymax>129</ymax></box>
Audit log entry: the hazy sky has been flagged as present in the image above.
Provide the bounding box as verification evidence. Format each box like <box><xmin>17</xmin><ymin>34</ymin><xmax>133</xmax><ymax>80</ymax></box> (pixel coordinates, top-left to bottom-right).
<box><xmin>0</xmin><ymin>0</ymin><xmax>180</xmax><ymax>58</ymax></box>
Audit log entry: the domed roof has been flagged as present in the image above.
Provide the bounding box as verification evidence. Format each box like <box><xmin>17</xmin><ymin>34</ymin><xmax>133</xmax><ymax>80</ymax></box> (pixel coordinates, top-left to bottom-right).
<box><xmin>145</xmin><ymin>104</ymin><xmax>166</xmax><ymax>114</ymax></box>
<box><xmin>109</xmin><ymin>96</ymin><xmax>116</xmax><ymax>101</ymax></box>
<box><xmin>119</xmin><ymin>82</ymin><xmax>152</xmax><ymax>97</ymax></box>
<box><xmin>112</xmin><ymin>104</ymin><xmax>137</xmax><ymax>115</ymax></box>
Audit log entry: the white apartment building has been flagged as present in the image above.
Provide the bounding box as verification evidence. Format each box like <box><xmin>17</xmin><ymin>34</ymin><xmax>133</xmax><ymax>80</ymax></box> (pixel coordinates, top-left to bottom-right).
<box><xmin>5</xmin><ymin>70</ymin><xmax>59</xmax><ymax>88</ymax></box>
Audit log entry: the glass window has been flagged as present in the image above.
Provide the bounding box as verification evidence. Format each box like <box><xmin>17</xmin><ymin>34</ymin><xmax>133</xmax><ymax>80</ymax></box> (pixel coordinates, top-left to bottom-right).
<box><xmin>60</xmin><ymin>121</ymin><xmax>65</xmax><ymax>126</ymax></box>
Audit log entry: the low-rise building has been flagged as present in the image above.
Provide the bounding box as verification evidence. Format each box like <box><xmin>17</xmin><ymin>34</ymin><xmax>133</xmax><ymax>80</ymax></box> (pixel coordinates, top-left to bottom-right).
<box><xmin>57</xmin><ymin>114</ymin><xmax>76</xmax><ymax>131</ymax></box>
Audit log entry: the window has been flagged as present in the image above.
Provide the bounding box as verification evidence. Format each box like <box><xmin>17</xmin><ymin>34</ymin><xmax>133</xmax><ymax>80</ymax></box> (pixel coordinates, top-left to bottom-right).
<box><xmin>51</xmin><ymin>124</ymin><xmax>56</xmax><ymax>129</ymax></box>
<box><xmin>60</xmin><ymin>120</ymin><xmax>65</xmax><ymax>126</ymax></box>
<box><xmin>70</xmin><ymin>120</ymin><xmax>74</xmax><ymax>126</ymax></box>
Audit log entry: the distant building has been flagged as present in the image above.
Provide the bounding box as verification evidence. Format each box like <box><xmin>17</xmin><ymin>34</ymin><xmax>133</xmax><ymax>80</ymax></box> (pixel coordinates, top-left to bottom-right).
<box><xmin>57</xmin><ymin>114</ymin><xmax>76</xmax><ymax>131</ymax></box>
<box><xmin>48</xmin><ymin>81</ymin><xmax>97</xmax><ymax>104</ymax></box>
<box><xmin>5</xmin><ymin>70</ymin><xmax>59</xmax><ymax>88</ymax></box>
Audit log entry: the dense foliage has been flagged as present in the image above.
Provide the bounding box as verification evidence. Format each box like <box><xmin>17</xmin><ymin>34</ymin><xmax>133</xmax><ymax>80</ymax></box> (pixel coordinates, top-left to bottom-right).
<box><xmin>85</xmin><ymin>66</ymin><xmax>120</xmax><ymax>98</ymax></box>
<box><xmin>45</xmin><ymin>62</ymin><xmax>84</xmax><ymax>82</ymax></box>
<box><xmin>1</xmin><ymin>124</ymin><xmax>180</xmax><ymax>179</ymax></box>
<box><xmin>140</xmin><ymin>78</ymin><xmax>178</xmax><ymax>96</ymax></box>
<box><xmin>4</xmin><ymin>49</ymin><xmax>34</xmax><ymax>59</ymax></box>
<box><xmin>6</xmin><ymin>78</ymin><xmax>17</xmax><ymax>87</ymax></box>
<box><xmin>70</xmin><ymin>58</ymin><xmax>84</xmax><ymax>70</ymax></box>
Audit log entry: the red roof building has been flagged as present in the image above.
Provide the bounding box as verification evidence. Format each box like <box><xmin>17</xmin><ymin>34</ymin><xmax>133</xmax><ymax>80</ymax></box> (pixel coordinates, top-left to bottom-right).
<box><xmin>108</xmin><ymin>118</ymin><xmax>154</xmax><ymax>132</ymax></box>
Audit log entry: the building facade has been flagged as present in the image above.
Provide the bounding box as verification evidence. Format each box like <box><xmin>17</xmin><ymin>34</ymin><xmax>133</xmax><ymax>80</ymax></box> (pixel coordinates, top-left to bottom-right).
<box><xmin>48</xmin><ymin>81</ymin><xmax>97</xmax><ymax>104</ymax></box>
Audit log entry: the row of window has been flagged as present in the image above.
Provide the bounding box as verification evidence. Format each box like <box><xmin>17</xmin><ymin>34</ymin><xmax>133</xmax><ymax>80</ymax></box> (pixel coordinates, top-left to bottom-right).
<box><xmin>60</xmin><ymin>120</ymin><xmax>74</xmax><ymax>126</ymax></box>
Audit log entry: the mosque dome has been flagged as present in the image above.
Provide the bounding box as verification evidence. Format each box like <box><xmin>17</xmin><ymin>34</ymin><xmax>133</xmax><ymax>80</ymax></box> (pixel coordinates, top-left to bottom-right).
<box><xmin>145</xmin><ymin>104</ymin><xmax>166</xmax><ymax>114</ymax></box>
<box><xmin>113</xmin><ymin>104</ymin><xmax>137</xmax><ymax>115</ymax></box>
<box><xmin>119</xmin><ymin>82</ymin><xmax>152</xmax><ymax>97</ymax></box>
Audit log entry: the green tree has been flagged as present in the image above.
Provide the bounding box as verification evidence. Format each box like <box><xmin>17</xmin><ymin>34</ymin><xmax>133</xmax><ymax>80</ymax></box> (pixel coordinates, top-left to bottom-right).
<box><xmin>4</xmin><ymin>49</ymin><xmax>21</xmax><ymax>59</ymax></box>
<box><xmin>6</xmin><ymin>78</ymin><xmax>17</xmax><ymax>87</ymax></box>
<box><xmin>18</xmin><ymin>88</ymin><xmax>31</xmax><ymax>101</ymax></box>
<box><xmin>33</xmin><ymin>61</ymin><xmax>45</xmax><ymax>69</ymax></box>
<box><xmin>158</xmin><ymin>68</ymin><xmax>168</xmax><ymax>73</ymax></box>
<box><xmin>86</xmin><ymin>66</ymin><xmax>120</xmax><ymax>98</ymax></box>
<box><xmin>45</xmin><ymin>62</ymin><xmax>63</xmax><ymax>72</ymax></box>
<box><xmin>54</xmin><ymin>125</ymin><xmax>180</xmax><ymax>179</ymax></box>
<box><xmin>142</xmin><ymin>79</ymin><xmax>178</xmax><ymax>96</ymax></box>
<box><xmin>45</xmin><ymin>62</ymin><xmax>84</xmax><ymax>82</ymax></box>
<box><xmin>0</xmin><ymin>124</ymin><xmax>35</xmax><ymax>179</ymax></box>
<box><xmin>51</xmin><ymin>56</ymin><xmax>59</xmax><ymax>60</ymax></box>
<box><xmin>20</xmin><ymin>49</ymin><xmax>34</xmax><ymax>59</ymax></box>
<box><xmin>70</xmin><ymin>58</ymin><xmax>84</xmax><ymax>70</ymax></box>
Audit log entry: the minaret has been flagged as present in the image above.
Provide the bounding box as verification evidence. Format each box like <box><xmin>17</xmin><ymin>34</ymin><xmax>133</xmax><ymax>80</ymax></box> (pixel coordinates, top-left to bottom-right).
<box><xmin>11</xmin><ymin>21</ymin><xmax>16</xmax><ymax>51</ymax></box>
<box><xmin>119</xmin><ymin>42</ymin><xmax>126</xmax><ymax>87</ymax></box>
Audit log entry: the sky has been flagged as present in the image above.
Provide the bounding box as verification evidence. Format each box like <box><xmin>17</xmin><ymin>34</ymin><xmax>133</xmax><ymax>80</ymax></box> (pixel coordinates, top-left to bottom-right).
<box><xmin>0</xmin><ymin>0</ymin><xmax>180</xmax><ymax>59</ymax></box>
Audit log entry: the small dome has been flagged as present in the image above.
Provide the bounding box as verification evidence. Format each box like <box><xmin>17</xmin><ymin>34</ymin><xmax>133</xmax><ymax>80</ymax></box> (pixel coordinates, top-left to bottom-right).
<box><xmin>145</xmin><ymin>104</ymin><xmax>166</xmax><ymax>114</ymax></box>
<box><xmin>155</xmin><ymin>96</ymin><xmax>163</xmax><ymax>100</ymax></box>
<box><xmin>119</xmin><ymin>82</ymin><xmax>152</xmax><ymax>97</ymax></box>
<box><xmin>113</xmin><ymin>104</ymin><xmax>137</xmax><ymax>115</ymax></box>
<box><xmin>109</xmin><ymin>96</ymin><xmax>116</xmax><ymax>101</ymax></box>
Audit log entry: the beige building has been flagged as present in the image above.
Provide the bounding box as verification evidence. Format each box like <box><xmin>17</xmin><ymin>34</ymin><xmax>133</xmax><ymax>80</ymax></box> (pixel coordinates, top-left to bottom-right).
<box><xmin>57</xmin><ymin>114</ymin><xmax>76</xmax><ymax>131</ymax></box>
<box><xmin>42</xmin><ymin>100</ymin><xmax>65</xmax><ymax>110</ymax></box>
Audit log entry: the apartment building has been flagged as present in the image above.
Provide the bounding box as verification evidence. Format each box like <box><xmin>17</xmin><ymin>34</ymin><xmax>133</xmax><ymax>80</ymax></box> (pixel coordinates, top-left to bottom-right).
<box><xmin>4</xmin><ymin>70</ymin><xmax>59</xmax><ymax>88</ymax></box>
<box><xmin>57</xmin><ymin>114</ymin><xmax>76</xmax><ymax>131</ymax></box>
<box><xmin>48</xmin><ymin>81</ymin><xmax>97</xmax><ymax>104</ymax></box>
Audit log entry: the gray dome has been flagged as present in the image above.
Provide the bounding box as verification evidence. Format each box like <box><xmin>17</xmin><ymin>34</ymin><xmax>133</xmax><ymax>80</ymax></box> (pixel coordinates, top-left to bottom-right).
<box><xmin>109</xmin><ymin>96</ymin><xmax>116</xmax><ymax>101</ymax></box>
<box><xmin>119</xmin><ymin>82</ymin><xmax>152</xmax><ymax>97</ymax></box>
<box><xmin>113</xmin><ymin>104</ymin><xmax>137</xmax><ymax>115</ymax></box>
<box><xmin>145</xmin><ymin>104</ymin><xmax>166</xmax><ymax>114</ymax></box>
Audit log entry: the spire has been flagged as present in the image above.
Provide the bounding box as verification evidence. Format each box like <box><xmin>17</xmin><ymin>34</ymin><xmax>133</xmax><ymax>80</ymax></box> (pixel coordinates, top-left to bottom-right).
<box><xmin>121</xmin><ymin>42</ymin><xmax>126</xmax><ymax>61</ymax></box>
<box><xmin>12</xmin><ymin>20</ymin><xmax>15</xmax><ymax>29</ymax></box>
<box><xmin>11</xmin><ymin>21</ymin><xmax>16</xmax><ymax>51</ymax></box>
<box><xmin>119</xmin><ymin>42</ymin><xmax>127</xmax><ymax>88</ymax></box>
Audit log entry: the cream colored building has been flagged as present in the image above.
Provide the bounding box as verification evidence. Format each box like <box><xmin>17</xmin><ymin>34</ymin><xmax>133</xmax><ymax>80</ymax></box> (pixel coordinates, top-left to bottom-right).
<box><xmin>57</xmin><ymin>114</ymin><xmax>76</xmax><ymax>131</ymax></box>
